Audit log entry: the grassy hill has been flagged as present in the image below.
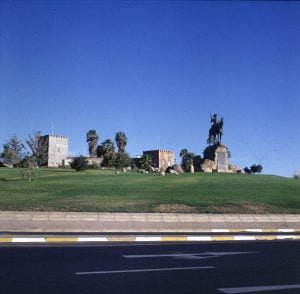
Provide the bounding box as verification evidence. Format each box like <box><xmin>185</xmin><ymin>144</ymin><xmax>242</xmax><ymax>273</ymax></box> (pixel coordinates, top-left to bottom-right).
<box><xmin>0</xmin><ymin>167</ymin><xmax>299</xmax><ymax>213</ymax></box>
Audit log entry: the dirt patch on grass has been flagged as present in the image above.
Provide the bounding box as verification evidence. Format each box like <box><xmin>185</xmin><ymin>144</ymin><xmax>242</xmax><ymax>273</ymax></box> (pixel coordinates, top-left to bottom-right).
<box><xmin>207</xmin><ymin>204</ymin><xmax>269</xmax><ymax>214</ymax></box>
<box><xmin>242</xmin><ymin>204</ymin><xmax>269</xmax><ymax>213</ymax></box>
<box><xmin>153</xmin><ymin>204</ymin><xmax>197</xmax><ymax>213</ymax></box>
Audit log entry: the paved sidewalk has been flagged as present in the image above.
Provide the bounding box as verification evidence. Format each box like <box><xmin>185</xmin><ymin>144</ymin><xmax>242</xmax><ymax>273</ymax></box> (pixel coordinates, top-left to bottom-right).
<box><xmin>0</xmin><ymin>211</ymin><xmax>299</xmax><ymax>232</ymax></box>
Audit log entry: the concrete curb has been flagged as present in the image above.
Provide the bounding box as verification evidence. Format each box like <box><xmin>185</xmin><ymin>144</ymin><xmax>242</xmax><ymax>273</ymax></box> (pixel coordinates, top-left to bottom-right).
<box><xmin>1</xmin><ymin>234</ymin><xmax>300</xmax><ymax>243</ymax></box>
<box><xmin>1</xmin><ymin>211</ymin><xmax>300</xmax><ymax>222</ymax></box>
<box><xmin>1</xmin><ymin>212</ymin><xmax>300</xmax><ymax>232</ymax></box>
<box><xmin>2</xmin><ymin>228</ymin><xmax>300</xmax><ymax>233</ymax></box>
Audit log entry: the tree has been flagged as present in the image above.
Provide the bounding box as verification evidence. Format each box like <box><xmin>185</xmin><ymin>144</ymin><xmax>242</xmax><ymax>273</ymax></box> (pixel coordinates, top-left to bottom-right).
<box><xmin>139</xmin><ymin>154</ymin><xmax>153</xmax><ymax>171</ymax></box>
<box><xmin>193</xmin><ymin>155</ymin><xmax>203</xmax><ymax>172</ymax></box>
<box><xmin>1</xmin><ymin>145</ymin><xmax>19</xmax><ymax>167</ymax></box>
<box><xmin>180</xmin><ymin>148</ymin><xmax>195</xmax><ymax>172</ymax></box>
<box><xmin>70</xmin><ymin>156</ymin><xmax>89</xmax><ymax>171</ymax></box>
<box><xmin>26</xmin><ymin>132</ymin><xmax>48</xmax><ymax>167</ymax></box>
<box><xmin>256</xmin><ymin>164</ymin><xmax>263</xmax><ymax>173</ymax></box>
<box><xmin>115</xmin><ymin>131</ymin><xmax>127</xmax><ymax>153</ymax></box>
<box><xmin>111</xmin><ymin>152</ymin><xmax>132</xmax><ymax>170</ymax></box>
<box><xmin>203</xmin><ymin>145</ymin><xmax>218</xmax><ymax>161</ymax></box>
<box><xmin>244</xmin><ymin>164</ymin><xmax>263</xmax><ymax>174</ymax></box>
<box><xmin>0</xmin><ymin>135</ymin><xmax>25</xmax><ymax>167</ymax></box>
<box><xmin>96</xmin><ymin>139</ymin><xmax>115</xmax><ymax>167</ymax></box>
<box><xmin>86</xmin><ymin>130</ymin><xmax>99</xmax><ymax>158</ymax></box>
<box><xmin>250</xmin><ymin>164</ymin><xmax>263</xmax><ymax>174</ymax></box>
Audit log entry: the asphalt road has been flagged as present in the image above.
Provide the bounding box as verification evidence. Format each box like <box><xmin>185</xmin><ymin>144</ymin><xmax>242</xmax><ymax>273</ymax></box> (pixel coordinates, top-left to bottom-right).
<box><xmin>1</xmin><ymin>240</ymin><xmax>300</xmax><ymax>294</ymax></box>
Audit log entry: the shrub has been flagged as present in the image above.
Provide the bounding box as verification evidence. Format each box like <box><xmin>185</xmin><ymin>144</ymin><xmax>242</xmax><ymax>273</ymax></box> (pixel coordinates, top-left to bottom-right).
<box><xmin>293</xmin><ymin>171</ymin><xmax>300</xmax><ymax>180</ymax></box>
<box><xmin>250</xmin><ymin>164</ymin><xmax>263</xmax><ymax>174</ymax></box>
<box><xmin>20</xmin><ymin>168</ymin><xmax>36</xmax><ymax>181</ymax></box>
<box><xmin>193</xmin><ymin>155</ymin><xmax>203</xmax><ymax>172</ymax></box>
<box><xmin>70</xmin><ymin>156</ymin><xmax>89</xmax><ymax>171</ymax></box>
<box><xmin>180</xmin><ymin>149</ymin><xmax>194</xmax><ymax>172</ymax></box>
<box><xmin>138</xmin><ymin>154</ymin><xmax>153</xmax><ymax>171</ymax></box>
<box><xmin>18</xmin><ymin>156</ymin><xmax>37</xmax><ymax>168</ymax></box>
<box><xmin>244</xmin><ymin>164</ymin><xmax>263</xmax><ymax>174</ymax></box>
<box><xmin>111</xmin><ymin>152</ymin><xmax>132</xmax><ymax>170</ymax></box>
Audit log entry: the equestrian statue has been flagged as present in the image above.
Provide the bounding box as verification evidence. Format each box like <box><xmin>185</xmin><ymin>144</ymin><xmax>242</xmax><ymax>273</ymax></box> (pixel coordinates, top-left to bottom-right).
<box><xmin>207</xmin><ymin>113</ymin><xmax>224</xmax><ymax>145</ymax></box>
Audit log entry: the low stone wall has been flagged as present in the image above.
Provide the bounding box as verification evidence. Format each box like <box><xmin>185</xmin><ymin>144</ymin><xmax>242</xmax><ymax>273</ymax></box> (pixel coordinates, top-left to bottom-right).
<box><xmin>63</xmin><ymin>157</ymin><xmax>103</xmax><ymax>167</ymax></box>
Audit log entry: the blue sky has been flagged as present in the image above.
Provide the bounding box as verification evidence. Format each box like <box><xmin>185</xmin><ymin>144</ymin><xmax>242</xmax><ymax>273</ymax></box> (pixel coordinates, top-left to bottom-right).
<box><xmin>1</xmin><ymin>1</ymin><xmax>299</xmax><ymax>177</ymax></box>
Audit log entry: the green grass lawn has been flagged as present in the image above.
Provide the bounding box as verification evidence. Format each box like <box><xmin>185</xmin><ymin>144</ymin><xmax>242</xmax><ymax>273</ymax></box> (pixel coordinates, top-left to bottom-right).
<box><xmin>0</xmin><ymin>167</ymin><xmax>299</xmax><ymax>213</ymax></box>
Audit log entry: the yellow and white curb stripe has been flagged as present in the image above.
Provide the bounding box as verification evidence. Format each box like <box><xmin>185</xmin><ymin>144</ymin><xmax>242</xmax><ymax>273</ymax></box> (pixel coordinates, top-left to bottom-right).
<box><xmin>0</xmin><ymin>234</ymin><xmax>300</xmax><ymax>243</ymax></box>
<box><xmin>211</xmin><ymin>229</ymin><xmax>300</xmax><ymax>233</ymax></box>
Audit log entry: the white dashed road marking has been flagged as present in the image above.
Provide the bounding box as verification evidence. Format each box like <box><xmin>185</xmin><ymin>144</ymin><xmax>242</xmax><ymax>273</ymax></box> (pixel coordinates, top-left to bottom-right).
<box><xmin>123</xmin><ymin>251</ymin><xmax>258</xmax><ymax>259</ymax></box>
<box><xmin>218</xmin><ymin>284</ymin><xmax>300</xmax><ymax>293</ymax></box>
<box><xmin>76</xmin><ymin>266</ymin><xmax>214</xmax><ymax>275</ymax></box>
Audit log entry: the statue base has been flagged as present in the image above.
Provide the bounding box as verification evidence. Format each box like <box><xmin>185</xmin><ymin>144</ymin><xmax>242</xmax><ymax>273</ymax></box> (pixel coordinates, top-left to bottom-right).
<box><xmin>214</xmin><ymin>145</ymin><xmax>229</xmax><ymax>172</ymax></box>
<box><xmin>202</xmin><ymin>143</ymin><xmax>230</xmax><ymax>173</ymax></box>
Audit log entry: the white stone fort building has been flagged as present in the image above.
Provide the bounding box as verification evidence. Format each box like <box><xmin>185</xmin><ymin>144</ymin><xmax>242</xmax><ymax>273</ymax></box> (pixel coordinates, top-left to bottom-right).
<box><xmin>41</xmin><ymin>135</ymin><xmax>68</xmax><ymax>167</ymax></box>
<box><xmin>42</xmin><ymin>134</ymin><xmax>103</xmax><ymax>167</ymax></box>
<box><xmin>42</xmin><ymin>134</ymin><xmax>176</xmax><ymax>170</ymax></box>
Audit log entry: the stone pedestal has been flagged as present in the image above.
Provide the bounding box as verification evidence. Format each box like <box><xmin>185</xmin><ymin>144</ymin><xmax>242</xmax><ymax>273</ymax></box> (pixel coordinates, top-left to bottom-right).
<box><xmin>202</xmin><ymin>143</ymin><xmax>231</xmax><ymax>173</ymax></box>
<box><xmin>214</xmin><ymin>145</ymin><xmax>229</xmax><ymax>172</ymax></box>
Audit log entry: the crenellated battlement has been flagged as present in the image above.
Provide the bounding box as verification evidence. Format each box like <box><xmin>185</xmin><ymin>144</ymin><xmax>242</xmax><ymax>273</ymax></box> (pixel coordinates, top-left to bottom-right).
<box><xmin>49</xmin><ymin>135</ymin><xmax>68</xmax><ymax>139</ymax></box>
<box><xmin>144</xmin><ymin>149</ymin><xmax>174</xmax><ymax>154</ymax></box>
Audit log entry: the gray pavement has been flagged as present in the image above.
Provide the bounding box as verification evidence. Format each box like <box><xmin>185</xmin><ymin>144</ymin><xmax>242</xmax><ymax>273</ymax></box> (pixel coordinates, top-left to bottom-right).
<box><xmin>2</xmin><ymin>240</ymin><xmax>300</xmax><ymax>294</ymax></box>
<box><xmin>0</xmin><ymin>211</ymin><xmax>299</xmax><ymax>232</ymax></box>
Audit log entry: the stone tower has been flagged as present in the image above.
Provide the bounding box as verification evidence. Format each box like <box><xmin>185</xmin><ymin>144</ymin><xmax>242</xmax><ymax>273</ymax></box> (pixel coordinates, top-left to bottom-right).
<box><xmin>43</xmin><ymin>135</ymin><xmax>68</xmax><ymax>167</ymax></box>
<box><xmin>143</xmin><ymin>150</ymin><xmax>175</xmax><ymax>170</ymax></box>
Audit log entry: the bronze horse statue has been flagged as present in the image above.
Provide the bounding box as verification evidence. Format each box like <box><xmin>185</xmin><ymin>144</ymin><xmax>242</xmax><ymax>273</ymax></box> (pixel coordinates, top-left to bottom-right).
<box><xmin>207</xmin><ymin>117</ymin><xmax>224</xmax><ymax>145</ymax></box>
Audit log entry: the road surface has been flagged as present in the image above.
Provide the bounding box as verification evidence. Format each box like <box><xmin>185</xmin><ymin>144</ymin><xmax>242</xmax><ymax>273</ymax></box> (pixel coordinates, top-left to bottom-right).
<box><xmin>1</xmin><ymin>240</ymin><xmax>300</xmax><ymax>293</ymax></box>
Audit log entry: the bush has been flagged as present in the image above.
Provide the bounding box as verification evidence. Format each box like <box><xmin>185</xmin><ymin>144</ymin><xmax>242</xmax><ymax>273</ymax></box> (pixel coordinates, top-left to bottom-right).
<box><xmin>293</xmin><ymin>171</ymin><xmax>300</xmax><ymax>180</ymax></box>
<box><xmin>244</xmin><ymin>164</ymin><xmax>263</xmax><ymax>174</ymax></box>
<box><xmin>20</xmin><ymin>168</ymin><xmax>36</xmax><ymax>181</ymax></box>
<box><xmin>203</xmin><ymin>145</ymin><xmax>218</xmax><ymax>161</ymax></box>
<box><xmin>251</xmin><ymin>164</ymin><xmax>263</xmax><ymax>174</ymax></box>
<box><xmin>138</xmin><ymin>154</ymin><xmax>153</xmax><ymax>172</ymax></box>
<box><xmin>89</xmin><ymin>162</ymin><xmax>100</xmax><ymax>169</ymax></box>
<box><xmin>193</xmin><ymin>155</ymin><xmax>203</xmax><ymax>172</ymax></box>
<box><xmin>18</xmin><ymin>156</ymin><xmax>37</xmax><ymax>168</ymax></box>
<box><xmin>111</xmin><ymin>152</ymin><xmax>132</xmax><ymax>170</ymax></box>
<box><xmin>70</xmin><ymin>156</ymin><xmax>89</xmax><ymax>171</ymax></box>
<box><xmin>180</xmin><ymin>149</ymin><xmax>195</xmax><ymax>172</ymax></box>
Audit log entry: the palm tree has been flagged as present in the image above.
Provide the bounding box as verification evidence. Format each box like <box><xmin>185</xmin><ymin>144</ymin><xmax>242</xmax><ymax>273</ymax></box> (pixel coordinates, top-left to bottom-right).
<box><xmin>115</xmin><ymin>131</ymin><xmax>127</xmax><ymax>153</ymax></box>
<box><xmin>180</xmin><ymin>148</ymin><xmax>194</xmax><ymax>172</ymax></box>
<box><xmin>86</xmin><ymin>130</ymin><xmax>99</xmax><ymax>158</ymax></box>
<box><xmin>96</xmin><ymin>139</ymin><xmax>115</xmax><ymax>166</ymax></box>
<box><xmin>179</xmin><ymin>149</ymin><xmax>189</xmax><ymax>159</ymax></box>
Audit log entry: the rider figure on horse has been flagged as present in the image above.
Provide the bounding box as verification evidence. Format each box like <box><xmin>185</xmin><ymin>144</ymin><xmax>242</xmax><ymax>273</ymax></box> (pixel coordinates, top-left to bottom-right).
<box><xmin>210</xmin><ymin>113</ymin><xmax>219</xmax><ymax>127</ymax></box>
<box><xmin>208</xmin><ymin>113</ymin><xmax>224</xmax><ymax>145</ymax></box>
